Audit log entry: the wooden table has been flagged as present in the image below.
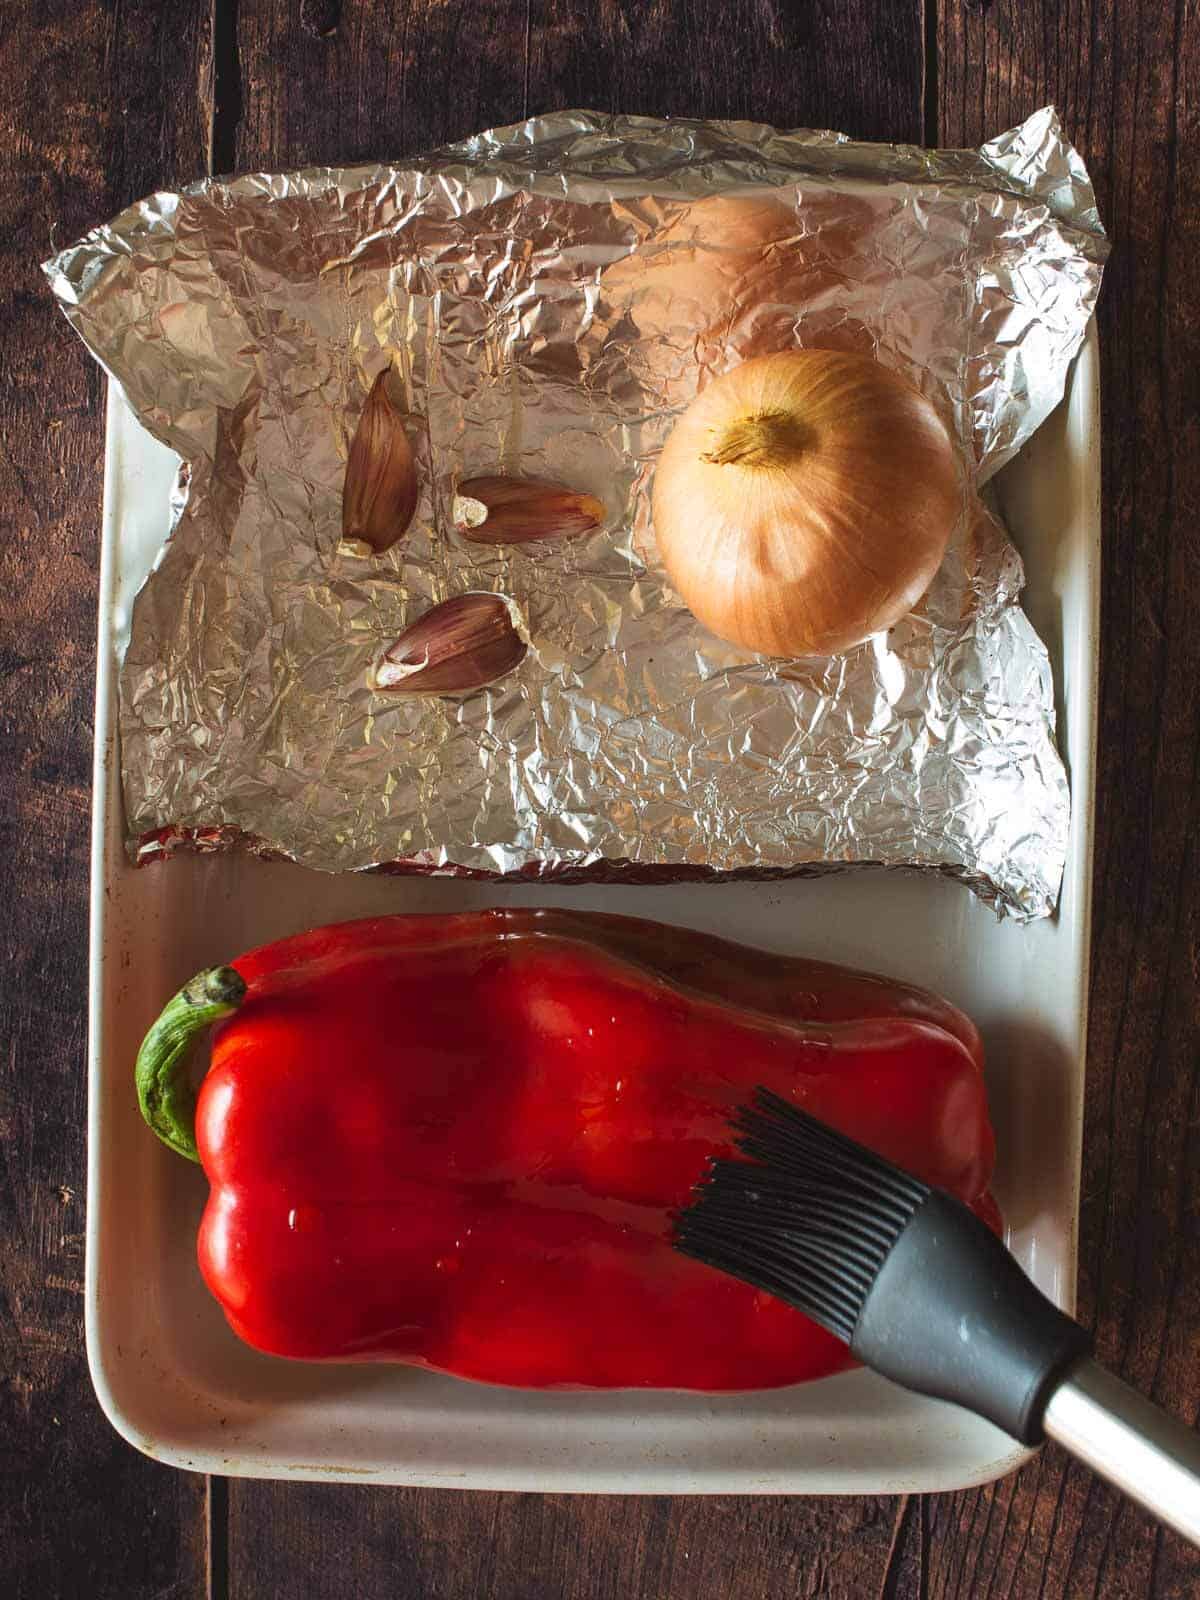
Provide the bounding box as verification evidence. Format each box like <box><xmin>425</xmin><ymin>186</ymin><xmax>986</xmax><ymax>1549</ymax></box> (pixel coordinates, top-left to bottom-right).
<box><xmin>3</xmin><ymin>4</ymin><xmax>1197</xmax><ymax>1596</ymax></box>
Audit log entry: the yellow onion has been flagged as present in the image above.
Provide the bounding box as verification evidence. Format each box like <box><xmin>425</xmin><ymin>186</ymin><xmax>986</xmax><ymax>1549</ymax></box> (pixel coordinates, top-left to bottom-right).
<box><xmin>598</xmin><ymin>195</ymin><xmax>880</xmax><ymax>407</ymax></box>
<box><xmin>651</xmin><ymin>350</ymin><xmax>962</xmax><ymax>657</ymax></box>
<box><xmin>600</xmin><ymin>196</ymin><xmax>801</xmax><ymax>335</ymax></box>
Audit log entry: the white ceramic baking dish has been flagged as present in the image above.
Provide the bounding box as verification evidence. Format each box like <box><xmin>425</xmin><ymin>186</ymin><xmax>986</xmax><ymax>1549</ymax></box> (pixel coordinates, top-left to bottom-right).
<box><xmin>86</xmin><ymin>324</ymin><xmax>1099</xmax><ymax>1490</ymax></box>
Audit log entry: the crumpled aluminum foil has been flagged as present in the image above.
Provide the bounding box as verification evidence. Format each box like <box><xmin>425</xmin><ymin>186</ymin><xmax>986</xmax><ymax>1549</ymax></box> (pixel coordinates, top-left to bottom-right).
<box><xmin>45</xmin><ymin>107</ymin><xmax>1107</xmax><ymax>919</ymax></box>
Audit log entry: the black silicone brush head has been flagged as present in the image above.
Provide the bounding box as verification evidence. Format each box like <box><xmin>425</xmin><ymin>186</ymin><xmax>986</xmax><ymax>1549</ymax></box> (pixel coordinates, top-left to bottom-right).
<box><xmin>673</xmin><ymin>1087</ymin><xmax>929</xmax><ymax>1340</ymax></box>
<box><xmin>674</xmin><ymin>1086</ymin><xmax>1091</xmax><ymax>1445</ymax></box>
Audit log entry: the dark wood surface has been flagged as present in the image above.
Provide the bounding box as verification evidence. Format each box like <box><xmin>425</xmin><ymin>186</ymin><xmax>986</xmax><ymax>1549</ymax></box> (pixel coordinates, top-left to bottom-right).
<box><xmin>2</xmin><ymin>3</ymin><xmax>1196</xmax><ymax>1596</ymax></box>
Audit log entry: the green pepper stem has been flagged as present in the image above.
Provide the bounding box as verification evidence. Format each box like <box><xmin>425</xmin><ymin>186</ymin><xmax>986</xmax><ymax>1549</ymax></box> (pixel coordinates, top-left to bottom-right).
<box><xmin>135</xmin><ymin>966</ymin><xmax>247</xmax><ymax>1162</ymax></box>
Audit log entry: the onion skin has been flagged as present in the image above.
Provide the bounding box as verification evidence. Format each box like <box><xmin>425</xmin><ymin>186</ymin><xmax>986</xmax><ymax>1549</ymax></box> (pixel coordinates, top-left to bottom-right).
<box><xmin>599</xmin><ymin>195</ymin><xmax>878</xmax><ymax>401</ymax></box>
<box><xmin>601</xmin><ymin>197</ymin><xmax>801</xmax><ymax>335</ymax></box>
<box><xmin>651</xmin><ymin>350</ymin><xmax>962</xmax><ymax>658</ymax></box>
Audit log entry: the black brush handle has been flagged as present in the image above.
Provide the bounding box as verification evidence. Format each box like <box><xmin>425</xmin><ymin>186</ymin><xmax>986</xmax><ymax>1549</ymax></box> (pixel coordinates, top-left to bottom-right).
<box><xmin>852</xmin><ymin>1190</ymin><xmax>1091</xmax><ymax>1444</ymax></box>
<box><xmin>853</xmin><ymin>1191</ymin><xmax>1200</xmax><ymax>1543</ymax></box>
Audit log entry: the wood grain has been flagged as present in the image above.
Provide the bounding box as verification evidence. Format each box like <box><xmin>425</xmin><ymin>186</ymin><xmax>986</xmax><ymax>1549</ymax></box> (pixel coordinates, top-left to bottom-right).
<box><xmin>229</xmin><ymin>0</ymin><xmax>926</xmax><ymax>175</ymax></box>
<box><xmin>228</xmin><ymin>1484</ymin><xmax>919</xmax><ymax>1599</ymax></box>
<box><xmin>933</xmin><ymin>3</ymin><xmax>1200</xmax><ymax>1597</ymax></box>
<box><xmin>523</xmin><ymin>0</ymin><xmax>925</xmax><ymax>138</ymax></box>
<box><xmin>231</xmin><ymin>0</ymin><xmax>528</xmax><ymax>172</ymax></box>
<box><xmin>0</xmin><ymin>5</ymin><xmax>214</xmax><ymax>1597</ymax></box>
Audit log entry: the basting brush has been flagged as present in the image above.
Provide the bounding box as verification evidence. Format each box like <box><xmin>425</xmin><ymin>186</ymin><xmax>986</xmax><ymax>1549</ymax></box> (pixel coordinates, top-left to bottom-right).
<box><xmin>675</xmin><ymin>1088</ymin><xmax>1200</xmax><ymax>1544</ymax></box>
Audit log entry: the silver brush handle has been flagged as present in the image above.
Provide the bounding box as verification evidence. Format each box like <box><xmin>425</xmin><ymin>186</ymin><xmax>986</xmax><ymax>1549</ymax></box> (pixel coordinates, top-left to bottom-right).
<box><xmin>1043</xmin><ymin>1359</ymin><xmax>1200</xmax><ymax>1545</ymax></box>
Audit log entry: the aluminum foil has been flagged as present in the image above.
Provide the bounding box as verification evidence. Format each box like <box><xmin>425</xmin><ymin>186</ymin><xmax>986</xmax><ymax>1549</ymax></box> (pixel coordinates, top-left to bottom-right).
<box><xmin>45</xmin><ymin>107</ymin><xmax>1107</xmax><ymax>919</ymax></box>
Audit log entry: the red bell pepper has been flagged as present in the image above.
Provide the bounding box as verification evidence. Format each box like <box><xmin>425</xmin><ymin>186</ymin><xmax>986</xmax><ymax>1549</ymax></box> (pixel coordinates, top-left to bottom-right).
<box><xmin>136</xmin><ymin>908</ymin><xmax>997</xmax><ymax>1390</ymax></box>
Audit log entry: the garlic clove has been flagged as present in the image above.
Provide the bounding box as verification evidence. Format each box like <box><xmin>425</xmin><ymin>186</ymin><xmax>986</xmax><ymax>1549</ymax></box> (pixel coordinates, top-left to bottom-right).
<box><xmin>342</xmin><ymin>366</ymin><xmax>418</xmax><ymax>554</ymax></box>
<box><xmin>371</xmin><ymin>592</ymin><xmax>527</xmax><ymax>696</ymax></box>
<box><xmin>451</xmin><ymin>475</ymin><xmax>604</xmax><ymax>544</ymax></box>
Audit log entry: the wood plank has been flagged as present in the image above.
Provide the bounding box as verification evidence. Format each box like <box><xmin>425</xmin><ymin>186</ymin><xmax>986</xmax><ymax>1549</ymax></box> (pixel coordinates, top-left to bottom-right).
<box><xmin>0</xmin><ymin>4</ymin><xmax>215</xmax><ymax>1596</ymax></box>
<box><xmin>232</xmin><ymin>0</ymin><xmax>529</xmax><ymax>170</ymax></box>
<box><xmin>225</xmin><ymin>1</ymin><xmax>925</xmax><ymax>1596</ymax></box>
<box><xmin>933</xmin><ymin>5</ymin><xmax>1200</xmax><ymax>1598</ymax></box>
<box><xmin>524</xmin><ymin>0</ymin><xmax>925</xmax><ymax>138</ymax></box>
<box><xmin>229</xmin><ymin>1484</ymin><xmax>912</xmax><ymax>1599</ymax></box>
<box><xmin>231</xmin><ymin>0</ymin><xmax>926</xmax><ymax>174</ymax></box>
